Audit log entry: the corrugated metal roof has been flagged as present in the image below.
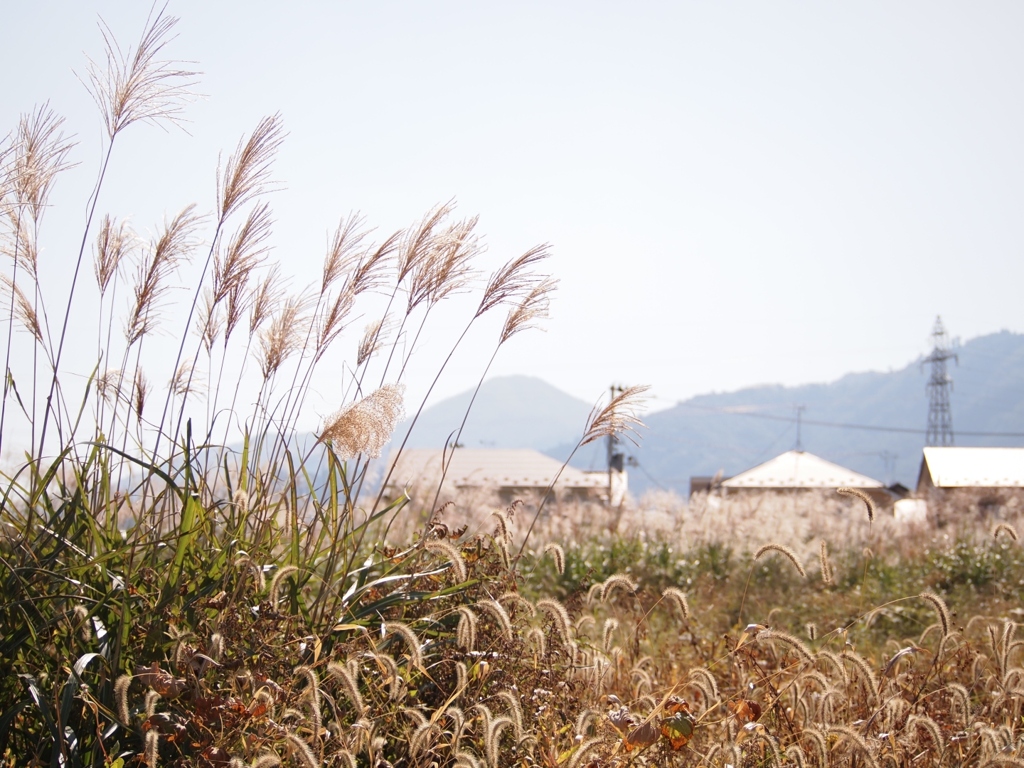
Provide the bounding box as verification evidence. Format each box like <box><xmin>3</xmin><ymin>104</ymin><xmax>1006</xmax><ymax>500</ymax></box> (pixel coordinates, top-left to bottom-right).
<box><xmin>721</xmin><ymin>450</ymin><xmax>884</xmax><ymax>489</ymax></box>
<box><xmin>386</xmin><ymin>448</ymin><xmax>607</xmax><ymax>490</ymax></box>
<box><xmin>922</xmin><ymin>447</ymin><xmax>1024</xmax><ymax>488</ymax></box>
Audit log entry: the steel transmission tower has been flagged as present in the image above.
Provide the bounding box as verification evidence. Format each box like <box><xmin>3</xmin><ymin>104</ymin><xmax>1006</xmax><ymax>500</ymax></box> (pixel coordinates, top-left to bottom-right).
<box><xmin>923</xmin><ymin>316</ymin><xmax>957</xmax><ymax>446</ymax></box>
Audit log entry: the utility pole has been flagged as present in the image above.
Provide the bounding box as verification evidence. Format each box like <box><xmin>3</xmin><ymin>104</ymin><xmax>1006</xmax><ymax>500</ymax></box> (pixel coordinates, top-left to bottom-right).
<box><xmin>794</xmin><ymin>405</ymin><xmax>806</xmax><ymax>451</ymax></box>
<box><xmin>607</xmin><ymin>384</ymin><xmax>626</xmax><ymax>506</ymax></box>
<box><xmin>923</xmin><ymin>316</ymin><xmax>957</xmax><ymax>446</ymax></box>
<box><xmin>879</xmin><ymin>450</ymin><xmax>897</xmax><ymax>485</ymax></box>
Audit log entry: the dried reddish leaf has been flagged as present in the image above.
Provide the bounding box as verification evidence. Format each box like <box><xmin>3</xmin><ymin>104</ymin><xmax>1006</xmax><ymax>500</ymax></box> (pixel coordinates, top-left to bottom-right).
<box><xmin>728</xmin><ymin>698</ymin><xmax>762</xmax><ymax>723</ymax></box>
<box><xmin>665</xmin><ymin>696</ymin><xmax>691</xmax><ymax>715</ymax></box>
<box><xmin>661</xmin><ymin>711</ymin><xmax>696</xmax><ymax>750</ymax></box>
<box><xmin>134</xmin><ymin>662</ymin><xmax>188</xmax><ymax>698</ymax></box>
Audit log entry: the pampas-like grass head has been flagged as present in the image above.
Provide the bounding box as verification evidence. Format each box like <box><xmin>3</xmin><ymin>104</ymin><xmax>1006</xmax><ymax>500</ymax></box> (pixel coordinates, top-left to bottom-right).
<box><xmin>580</xmin><ymin>385</ymin><xmax>649</xmax><ymax>447</ymax></box>
<box><xmin>84</xmin><ymin>6</ymin><xmax>198</xmax><ymax>139</ymax></box>
<box><xmin>317</xmin><ymin>384</ymin><xmax>404</xmax><ymax>460</ymax></box>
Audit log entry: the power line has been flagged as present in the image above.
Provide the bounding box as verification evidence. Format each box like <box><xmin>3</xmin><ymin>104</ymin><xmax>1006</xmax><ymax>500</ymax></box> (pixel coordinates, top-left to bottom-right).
<box><xmin>675</xmin><ymin>402</ymin><xmax>1024</xmax><ymax>438</ymax></box>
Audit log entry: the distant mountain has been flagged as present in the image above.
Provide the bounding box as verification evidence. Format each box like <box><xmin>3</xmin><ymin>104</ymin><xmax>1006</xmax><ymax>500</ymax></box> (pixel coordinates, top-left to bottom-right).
<box><xmin>629</xmin><ymin>330</ymin><xmax>1024</xmax><ymax>494</ymax></box>
<box><xmin>393</xmin><ymin>331</ymin><xmax>1024</xmax><ymax>497</ymax></box>
<box><xmin>397</xmin><ymin>375</ymin><xmax>594</xmax><ymax>451</ymax></box>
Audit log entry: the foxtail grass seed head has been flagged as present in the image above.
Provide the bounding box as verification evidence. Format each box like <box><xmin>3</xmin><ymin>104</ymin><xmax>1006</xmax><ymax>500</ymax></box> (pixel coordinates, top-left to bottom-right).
<box><xmin>756</xmin><ymin>629</ymin><xmax>815</xmax><ymax>663</ymax></box>
<box><xmin>250</xmin><ymin>756</ymin><xmax>282</xmax><ymax>768</ymax></box>
<box><xmin>602</xmin><ymin>618</ymin><xmax>619</xmax><ymax>651</ymax></box>
<box><xmin>382</xmin><ymin>621</ymin><xmax>424</xmax><ymax>671</ymax></box>
<box><xmin>837</xmin><ymin>486</ymin><xmax>875</xmax><ymax>523</ymax></box>
<box><xmin>526</xmin><ymin>626</ymin><xmax>546</xmax><ymax>657</ymax></box>
<box><xmin>537</xmin><ymin>598</ymin><xmax>573</xmax><ymax>648</ymax></box>
<box><xmin>328</xmin><ymin>661</ymin><xmax>365</xmax><ymax>716</ymax></box>
<box><xmin>145</xmin><ymin>690</ymin><xmax>161</xmax><ymax>717</ymax></box>
<box><xmin>285</xmin><ymin>732</ymin><xmax>319</xmax><ymax>768</ymax></box>
<box><xmin>662</xmin><ymin>587</ymin><xmax>690</xmax><ymax>620</ymax></box>
<box><xmin>994</xmin><ymin>523</ymin><xmax>1019</xmax><ymax>542</ymax></box>
<box><xmin>920</xmin><ymin>591</ymin><xmax>952</xmax><ymax>637</ymax></box>
<box><xmin>424</xmin><ymin>540</ymin><xmax>467</xmax><ymax>582</ymax></box>
<box><xmin>268</xmin><ymin>565</ymin><xmax>298</xmax><ymax>606</ymax></box>
<box><xmin>754</xmin><ymin>543</ymin><xmax>807</xmax><ymax>578</ymax></box>
<box><xmin>599</xmin><ymin>573</ymin><xmax>639</xmax><ymax>601</ymax></box>
<box><xmin>544</xmin><ymin>542</ymin><xmax>565</xmax><ymax>575</ymax></box>
<box><xmin>114</xmin><ymin>674</ymin><xmax>132</xmax><ymax>722</ymax></box>
<box><xmin>457</xmin><ymin>606</ymin><xmax>478</xmax><ymax>652</ymax></box>
<box><xmin>492</xmin><ymin>594</ymin><xmax>532</xmax><ymax>624</ymax></box>
<box><xmin>145</xmin><ymin>729</ymin><xmax>159</xmax><ymax>767</ymax></box>
<box><xmin>819</xmin><ymin>540</ymin><xmax>834</xmax><ymax>585</ymax></box>
<box><xmin>317</xmin><ymin>383</ymin><xmax>404</xmax><ymax>460</ymax></box>
<box><xmin>477</xmin><ymin>598</ymin><xmax>514</xmax><ymax>641</ymax></box>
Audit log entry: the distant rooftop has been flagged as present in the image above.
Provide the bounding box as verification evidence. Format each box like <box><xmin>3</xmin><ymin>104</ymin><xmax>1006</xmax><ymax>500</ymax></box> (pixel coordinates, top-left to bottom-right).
<box><xmin>386</xmin><ymin>448</ymin><xmax>606</xmax><ymax>491</ymax></box>
<box><xmin>722</xmin><ymin>450</ymin><xmax>884</xmax><ymax>489</ymax></box>
<box><xmin>919</xmin><ymin>447</ymin><xmax>1024</xmax><ymax>488</ymax></box>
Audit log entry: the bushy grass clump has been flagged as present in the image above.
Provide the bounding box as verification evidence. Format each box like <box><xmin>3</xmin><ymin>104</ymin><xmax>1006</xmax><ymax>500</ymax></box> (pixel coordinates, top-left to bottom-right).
<box><xmin>6</xmin><ymin>7</ymin><xmax>1024</xmax><ymax>767</ymax></box>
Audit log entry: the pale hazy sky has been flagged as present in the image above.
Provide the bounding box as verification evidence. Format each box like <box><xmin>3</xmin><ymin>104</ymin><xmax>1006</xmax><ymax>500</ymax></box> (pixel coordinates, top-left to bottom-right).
<box><xmin>3</xmin><ymin>1</ymin><xmax>1024</xmax><ymax>433</ymax></box>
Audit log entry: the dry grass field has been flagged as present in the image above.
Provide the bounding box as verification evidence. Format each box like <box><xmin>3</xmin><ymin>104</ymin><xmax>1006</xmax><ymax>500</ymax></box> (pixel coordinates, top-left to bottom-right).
<box><xmin>4</xmin><ymin>8</ymin><xmax>1024</xmax><ymax>767</ymax></box>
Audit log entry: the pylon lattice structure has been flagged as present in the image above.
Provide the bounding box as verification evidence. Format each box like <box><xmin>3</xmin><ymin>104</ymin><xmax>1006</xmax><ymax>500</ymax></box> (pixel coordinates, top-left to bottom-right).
<box><xmin>923</xmin><ymin>316</ymin><xmax>957</xmax><ymax>446</ymax></box>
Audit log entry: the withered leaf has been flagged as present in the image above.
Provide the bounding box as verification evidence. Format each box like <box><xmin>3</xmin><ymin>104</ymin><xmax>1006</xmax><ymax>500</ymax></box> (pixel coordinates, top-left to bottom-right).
<box><xmin>661</xmin><ymin>711</ymin><xmax>696</xmax><ymax>750</ymax></box>
<box><xmin>728</xmin><ymin>698</ymin><xmax>762</xmax><ymax>723</ymax></box>
<box><xmin>624</xmin><ymin>720</ymin><xmax>659</xmax><ymax>751</ymax></box>
<box><xmin>134</xmin><ymin>662</ymin><xmax>188</xmax><ymax>698</ymax></box>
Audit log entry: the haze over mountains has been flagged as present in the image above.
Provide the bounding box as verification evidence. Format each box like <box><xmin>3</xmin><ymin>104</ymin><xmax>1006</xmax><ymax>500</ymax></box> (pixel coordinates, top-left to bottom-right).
<box><xmin>398</xmin><ymin>331</ymin><xmax>1024</xmax><ymax>495</ymax></box>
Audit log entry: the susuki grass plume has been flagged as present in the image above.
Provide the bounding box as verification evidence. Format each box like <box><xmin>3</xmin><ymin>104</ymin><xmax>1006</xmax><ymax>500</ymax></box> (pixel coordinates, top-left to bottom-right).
<box><xmin>317</xmin><ymin>383</ymin><xmax>405</xmax><ymax>460</ymax></box>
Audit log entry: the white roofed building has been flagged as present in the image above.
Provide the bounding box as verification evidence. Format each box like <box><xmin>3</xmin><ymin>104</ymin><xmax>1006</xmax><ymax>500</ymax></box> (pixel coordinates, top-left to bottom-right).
<box><xmin>383</xmin><ymin>448</ymin><xmax>623</xmax><ymax>507</ymax></box>
<box><xmin>917</xmin><ymin>447</ymin><xmax>1024</xmax><ymax>491</ymax></box>
<box><xmin>720</xmin><ymin>450</ymin><xmax>888</xmax><ymax>505</ymax></box>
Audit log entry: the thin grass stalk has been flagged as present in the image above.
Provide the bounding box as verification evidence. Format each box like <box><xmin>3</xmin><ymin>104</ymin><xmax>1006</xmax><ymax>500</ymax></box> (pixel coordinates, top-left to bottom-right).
<box><xmin>0</xmin><ymin>207</ymin><xmax>25</xmax><ymax>458</ymax></box>
<box><xmin>37</xmin><ymin>137</ymin><xmax>116</xmax><ymax>463</ymax></box>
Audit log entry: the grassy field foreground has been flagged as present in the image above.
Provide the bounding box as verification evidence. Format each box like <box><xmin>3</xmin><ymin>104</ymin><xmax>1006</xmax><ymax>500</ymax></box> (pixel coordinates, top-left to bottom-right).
<box><xmin>4</xmin><ymin>6</ymin><xmax>1024</xmax><ymax>767</ymax></box>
